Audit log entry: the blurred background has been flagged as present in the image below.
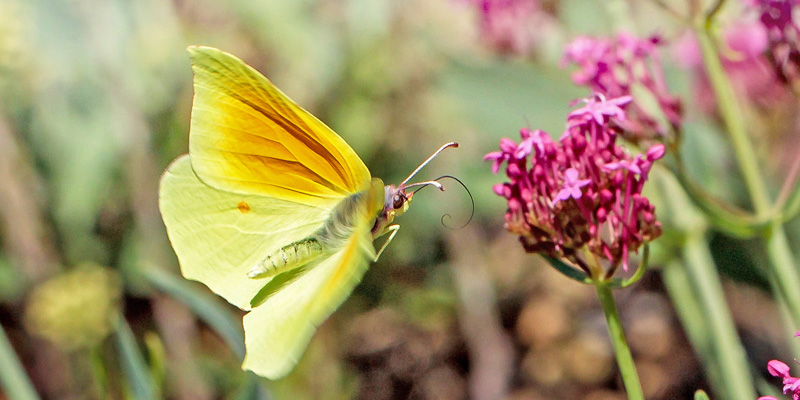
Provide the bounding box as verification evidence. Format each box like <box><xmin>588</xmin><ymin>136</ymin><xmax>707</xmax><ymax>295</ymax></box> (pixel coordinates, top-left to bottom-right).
<box><xmin>0</xmin><ymin>0</ymin><xmax>798</xmax><ymax>399</ymax></box>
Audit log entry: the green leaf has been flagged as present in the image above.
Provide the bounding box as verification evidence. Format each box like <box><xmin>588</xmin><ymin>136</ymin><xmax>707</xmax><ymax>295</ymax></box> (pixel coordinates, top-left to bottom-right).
<box><xmin>234</xmin><ymin>374</ymin><xmax>272</xmax><ymax>400</ymax></box>
<box><xmin>143</xmin><ymin>332</ymin><xmax>166</xmax><ymax>393</ymax></box>
<box><xmin>541</xmin><ymin>256</ymin><xmax>592</xmax><ymax>284</ymax></box>
<box><xmin>144</xmin><ymin>266</ymin><xmax>245</xmax><ymax>359</ymax></box>
<box><xmin>115</xmin><ymin>314</ymin><xmax>158</xmax><ymax>400</ymax></box>
<box><xmin>0</xmin><ymin>325</ymin><xmax>39</xmax><ymax>400</ymax></box>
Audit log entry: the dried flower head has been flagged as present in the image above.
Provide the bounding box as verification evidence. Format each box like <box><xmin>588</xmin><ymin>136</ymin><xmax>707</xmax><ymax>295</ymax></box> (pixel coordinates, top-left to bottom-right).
<box><xmin>562</xmin><ymin>33</ymin><xmax>683</xmax><ymax>141</ymax></box>
<box><xmin>24</xmin><ymin>264</ymin><xmax>122</xmax><ymax>351</ymax></box>
<box><xmin>486</xmin><ymin>94</ymin><xmax>663</xmax><ymax>278</ymax></box>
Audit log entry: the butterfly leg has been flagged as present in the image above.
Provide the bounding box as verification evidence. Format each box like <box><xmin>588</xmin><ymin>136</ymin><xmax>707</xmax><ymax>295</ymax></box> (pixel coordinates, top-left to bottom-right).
<box><xmin>374</xmin><ymin>224</ymin><xmax>400</xmax><ymax>262</ymax></box>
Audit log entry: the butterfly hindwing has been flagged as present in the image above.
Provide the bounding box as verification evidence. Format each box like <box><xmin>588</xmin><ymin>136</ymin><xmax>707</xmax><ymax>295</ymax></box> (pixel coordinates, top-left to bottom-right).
<box><xmin>158</xmin><ymin>155</ymin><xmax>335</xmax><ymax>310</ymax></box>
<box><xmin>242</xmin><ymin>202</ymin><xmax>375</xmax><ymax>379</ymax></box>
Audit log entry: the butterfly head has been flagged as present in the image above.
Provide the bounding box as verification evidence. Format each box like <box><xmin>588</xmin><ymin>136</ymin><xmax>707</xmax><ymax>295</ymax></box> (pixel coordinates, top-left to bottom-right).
<box><xmin>382</xmin><ymin>184</ymin><xmax>412</xmax><ymax>222</ymax></box>
<box><xmin>371</xmin><ymin>142</ymin><xmax>458</xmax><ymax>236</ymax></box>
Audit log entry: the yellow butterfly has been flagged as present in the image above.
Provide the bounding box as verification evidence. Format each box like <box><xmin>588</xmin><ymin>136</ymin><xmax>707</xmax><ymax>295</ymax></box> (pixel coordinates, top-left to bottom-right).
<box><xmin>158</xmin><ymin>46</ymin><xmax>457</xmax><ymax>379</ymax></box>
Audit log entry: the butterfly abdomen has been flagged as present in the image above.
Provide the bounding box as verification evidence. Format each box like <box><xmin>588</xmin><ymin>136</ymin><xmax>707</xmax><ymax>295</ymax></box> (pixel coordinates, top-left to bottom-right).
<box><xmin>248</xmin><ymin>191</ymin><xmax>372</xmax><ymax>280</ymax></box>
<box><xmin>248</xmin><ymin>238</ymin><xmax>324</xmax><ymax>279</ymax></box>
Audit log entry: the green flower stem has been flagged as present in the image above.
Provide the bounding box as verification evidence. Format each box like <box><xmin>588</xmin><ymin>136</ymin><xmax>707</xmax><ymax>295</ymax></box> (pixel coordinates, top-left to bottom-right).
<box><xmin>0</xmin><ymin>325</ymin><xmax>39</xmax><ymax>400</ymax></box>
<box><xmin>781</xmin><ymin>179</ymin><xmax>800</xmax><ymax>222</ymax></box>
<box><xmin>672</xmin><ymin>164</ymin><xmax>763</xmax><ymax>237</ymax></box>
<box><xmin>656</xmin><ymin>171</ymin><xmax>757</xmax><ymax>399</ymax></box>
<box><xmin>705</xmin><ymin>0</ymin><xmax>727</xmax><ymax>22</ymax></box>
<box><xmin>696</xmin><ymin>15</ymin><xmax>800</xmax><ymax>334</ymax></box>
<box><xmin>772</xmin><ymin>280</ymin><xmax>800</xmax><ymax>357</ymax></box>
<box><xmin>90</xmin><ymin>346</ymin><xmax>109</xmax><ymax>399</ymax></box>
<box><xmin>662</xmin><ymin>260</ymin><xmax>723</xmax><ymax>392</ymax></box>
<box><xmin>683</xmin><ymin>231</ymin><xmax>757</xmax><ymax>400</ymax></box>
<box><xmin>595</xmin><ymin>283</ymin><xmax>644</xmax><ymax>400</ymax></box>
<box><xmin>695</xmin><ymin>28</ymin><xmax>770</xmax><ymax>213</ymax></box>
<box><xmin>765</xmin><ymin>223</ymin><xmax>800</xmax><ymax>327</ymax></box>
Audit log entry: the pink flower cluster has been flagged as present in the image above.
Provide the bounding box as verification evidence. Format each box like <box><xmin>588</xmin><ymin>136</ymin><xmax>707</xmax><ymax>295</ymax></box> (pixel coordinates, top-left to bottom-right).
<box><xmin>748</xmin><ymin>0</ymin><xmax>800</xmax><ymax>84</ymax></box>
<box><xmin>485</xmin><ymin>94</ymin><xmax>664</xmax><ymax>276</ymax></box>
<box><xmin>562</xmin><ymin>33</ymin><xmax>683</xmax><ymax>141</ymax></box>
<box><xmin>760</xmin><ymin>332</ymin><xmax>800</xmax><ymax>400</ymax></box>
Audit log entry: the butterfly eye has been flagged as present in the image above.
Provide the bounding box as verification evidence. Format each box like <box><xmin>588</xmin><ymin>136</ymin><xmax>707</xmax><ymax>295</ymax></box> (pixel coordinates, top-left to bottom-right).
<box><xmin>393</xmin><ymin>194</ymin><xmax>405</xmax><ymax>209</ymax></box>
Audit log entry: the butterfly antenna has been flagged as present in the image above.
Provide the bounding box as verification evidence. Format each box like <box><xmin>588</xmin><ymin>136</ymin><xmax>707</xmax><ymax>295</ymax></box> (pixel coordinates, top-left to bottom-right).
<box><xmin>411</xmin><ymin>175</ymin><xmax>474</xmax><ymax>230</ymax></box>
<box><xmin>402</xmin><ymin>180</ymin><xmax>445</xmax><ymax>192</ymax></box>
<box><xmin>400</xmin><ymin>142</ymin><xmax>459</xmax><ymax>187</ymax></box>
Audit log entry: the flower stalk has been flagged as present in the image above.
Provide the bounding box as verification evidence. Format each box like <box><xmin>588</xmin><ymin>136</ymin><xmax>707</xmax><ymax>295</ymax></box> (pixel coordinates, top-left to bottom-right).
<box><xmin>595</xmin><ymin>282</ymin><xmax>644</xmax><ymax>400</ymax></box>
<box><xmin>695</xmin><ymin>7</ymin><xmax>800</xmax><ymax>341</ymax></box>
<box><xmin>694</xmin><ymin>27</ymin><xmax>770</xmax><ymax>213</ymax></box>
<box><xmin>487</xmin><ymin>93</ymin><xmax>665</xmax><ymax>400</ymax></box>
<box><xmin>683</xmin><ymin>230</ymin><xmax>757</xmax><ymax>400</ymax></box>
<box><xmin>656</xmin><ymin>171</ymin><xmax>757</xmax><ymax>399</ymax></box>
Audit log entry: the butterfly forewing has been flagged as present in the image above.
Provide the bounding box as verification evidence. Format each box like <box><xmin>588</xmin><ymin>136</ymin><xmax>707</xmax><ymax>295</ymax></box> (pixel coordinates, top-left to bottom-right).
<box><xmin>187</xmin><ymin>46</ymin><xmax>372</xmax><ymax>206</ymax></box>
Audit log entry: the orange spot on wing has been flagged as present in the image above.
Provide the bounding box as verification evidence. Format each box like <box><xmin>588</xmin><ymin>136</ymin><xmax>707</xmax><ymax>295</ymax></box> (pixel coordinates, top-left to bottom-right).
<box><xmin>237</xmin><ymin>201</ymin><xmax>251</xmax><ymax>213</ymax></box>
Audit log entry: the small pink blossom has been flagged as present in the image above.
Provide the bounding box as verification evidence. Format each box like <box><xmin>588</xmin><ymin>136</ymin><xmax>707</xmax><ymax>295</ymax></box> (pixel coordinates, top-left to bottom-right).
<box><xmin>484</xmin><ymin>151</ymin><xmax>505</xmax><ymax>174</ymax></box>
<box><xmin>605</xmin><ymin>158</ymin><xmax>642</xmax><ymax>175</ymax></box>
<box><xmin>554</xmin><ymin>168</ymin><xmax>591</xmax><ymax>202</ymax></box>
<box><xmin>767</xmin><ymin>359</ymin><xmax>800</xmax><ymax>400</ymax></box>
<box><xmin>567</xmin><ymin>95</ymin><xmax>631</xmax><ymax>128</ymax></box>
<box><xmin>762</xmin><ymin>331</ymin><xmax>800</xmax><ymax>400</ymax></box>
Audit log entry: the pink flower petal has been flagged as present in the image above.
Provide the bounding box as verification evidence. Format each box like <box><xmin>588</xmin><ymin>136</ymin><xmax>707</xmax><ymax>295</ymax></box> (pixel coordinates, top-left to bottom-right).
<box><xmin>769</xmin><ymin>360</ymin><xmax>792</xmax><ymax>378</ymax></box>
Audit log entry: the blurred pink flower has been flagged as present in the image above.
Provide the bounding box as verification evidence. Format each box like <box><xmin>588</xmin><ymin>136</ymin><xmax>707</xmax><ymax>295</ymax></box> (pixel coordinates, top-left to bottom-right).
<box><xmin>678</xmin><ymin>0</ymin><xmax>800</xmax><ymax>111</ymax></box>
<box><xmin>562</xmin><ymin>33</ymin><xmax>683</xmax><ymax>141</ymax></box>
<box><xmin>467</xmin><ymin>0</ymin><xmax>544</xmax><ymax>55</ymax></box>
<box><xmin>727</xmin><ymin>20</ymin><xmax>769</xmax><ymax>55</ymax></box>
<box><xmin>748</xmin><ymin>0</ymin><xmax>800</xmax><ymax>84</ymax></box>
<box><xmin>486</xmin><ymin>94</ymin><xmax>663</xmax><ymax>275</ymax></box>
<box><xmin>675</xmin><ymin>22</ymin><xmax>789</xmax><ymax>111</ymax></box>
